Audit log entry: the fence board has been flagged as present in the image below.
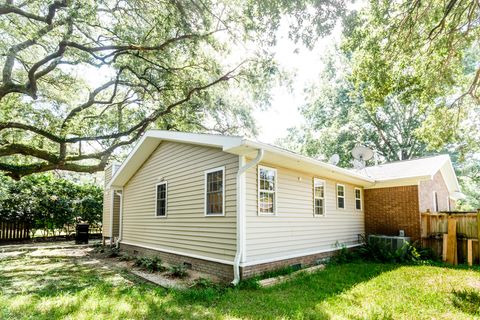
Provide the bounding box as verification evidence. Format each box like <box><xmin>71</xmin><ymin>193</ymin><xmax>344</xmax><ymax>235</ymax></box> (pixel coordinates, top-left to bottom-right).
<box><xmin>421</xmin><ymin>211</ymin><xmax>479</xmax><ymax>264</ymax></box>
<box><xmin>0</xmin><ymin>221</ymin><xmax>30</xmax><ymax>241</ymax></box>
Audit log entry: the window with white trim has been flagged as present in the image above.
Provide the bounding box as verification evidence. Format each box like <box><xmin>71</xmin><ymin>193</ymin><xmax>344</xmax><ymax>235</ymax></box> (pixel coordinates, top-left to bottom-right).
<box><xmin>155</xmin><ymin>182</ymin><xmax>167</xmax><ymax>217</ymax></box>
<box><xmin>355</xmin><ymin>188</ymin><xmax>362</xmax><ymax>211</ymax></box>
<box><xmin>258</xmin><ymin>166</ymin><xmax>276</xmax><ymax>214</ymax></box>
<box><xmin>313</xmin><ymin>178</ymin><xmax>325</xmax><ymax>216</ymax></box>
<box><xmin>205</xmin><ymin>167</ymin><xmax>224</xmax><ymax>216</ymax></box>
<box><xmin>337</xmin><ymin>184</ymin><xmax>345</xmax><ymax>209</ymax></box>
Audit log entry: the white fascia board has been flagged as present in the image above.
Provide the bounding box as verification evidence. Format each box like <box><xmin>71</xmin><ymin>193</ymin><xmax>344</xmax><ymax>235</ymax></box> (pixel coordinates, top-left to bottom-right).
<box><xmin>225</xmin><ymin>139</ymin><xmax>375</xmax><ymax>185</ymax></box>
<box><xmin>439</xmin><ymin>160</ymin><xmax>461</xmax><ymax>193</ymax></box>
<box><xmin>107</xmin><ymin>130</ymin><xmax>244</xmax><ymax>189</ymax></box>
<box><xmin>365</xmin><ymin>175</ymin><xmax>433</xmax><ymax>189</ymax></box>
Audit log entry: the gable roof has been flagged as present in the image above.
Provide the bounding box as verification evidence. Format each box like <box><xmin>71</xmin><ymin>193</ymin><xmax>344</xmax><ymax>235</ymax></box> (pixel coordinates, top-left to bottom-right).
<box><xmin>107</xmin><ymin>130</ymin><xmax>460</xmax><ymax>194</ymax></box>
<box><xmin>108</xmin><ymin>130</ymin><xmax>374</xmax><ymax>188</ymax></box>
<box><xmin>353</xmin><ymin>155</ymin><xmax>461</xmax><ymax>192</ymax></box>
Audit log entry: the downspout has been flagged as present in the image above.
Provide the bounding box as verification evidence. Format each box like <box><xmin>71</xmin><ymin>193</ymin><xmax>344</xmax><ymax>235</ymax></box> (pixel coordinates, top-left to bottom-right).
<box><xmin>109</xmin><ymin>189</ymin><xmax>115</xmax><ymax>246</ymax></box>
<box><xmin>232</xmin><ymin>148</ymin><xmax>264</xmax><ymax>285</ymax></box>
<box><xmin>115</xmin><ymin>189</ymin><xmax>123</xmax><ymax>248</ymax></box>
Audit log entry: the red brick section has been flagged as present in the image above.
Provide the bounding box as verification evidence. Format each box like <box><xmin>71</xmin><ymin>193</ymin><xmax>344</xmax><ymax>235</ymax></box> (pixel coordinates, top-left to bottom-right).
<box><xmin>120</xmin><ymin>243</ymin><xmax>342</xmax><ymax>281</ymax></box>
<box><xmin>364</xmin><ymin>185</ymin><xmax>421</xmax><ymax>241</ymax></box>
<box><xmin>241</xmin><ymin>250</ymin><xmax>337</xmax><ymax>279</ymax></box>
<box><xmin>120</xmin><ymin>243</ymin><xmax>234</xmax><ymax>281</ymax></box>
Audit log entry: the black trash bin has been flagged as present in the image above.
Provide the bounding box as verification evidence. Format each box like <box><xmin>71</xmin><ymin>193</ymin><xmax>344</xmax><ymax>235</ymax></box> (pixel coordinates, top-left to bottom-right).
<box><xmin>75</xmin><ymin>223</ymin><xmax>89</xmax><ymax>244</ymax></box>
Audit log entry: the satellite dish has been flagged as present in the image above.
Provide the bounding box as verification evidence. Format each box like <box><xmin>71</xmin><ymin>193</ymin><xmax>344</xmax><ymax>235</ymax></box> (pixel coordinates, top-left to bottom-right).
<box><xmin>352</xmin><ymin>159</ymin><xmax>365</xmax><ymax>170</ymax></box>
<box><xmin>329</xmin><ymin>154</ymin><xmax>340</xmax><ymax>166</ymax></box>
<box><xmin>352</xmin><ymin>145</ymin><xmax>374</xmax><ymax>162</ymax></box>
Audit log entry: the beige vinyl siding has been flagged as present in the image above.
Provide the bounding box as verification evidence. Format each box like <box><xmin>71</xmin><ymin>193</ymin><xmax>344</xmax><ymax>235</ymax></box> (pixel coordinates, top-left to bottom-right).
<box><xmin>245</xmin><ymin>162</ymin><xmax>364</xmax><ymax>263</ymax></box>
<box><xmin>102</xmin><ymin>165</ymin><xmax>113</xmax><ymax>237</ymax></box>
<box><xmin>122</xmin><ymin>141</ymin><xmax>238</xmax><ymax>261</ymax></box>
<box><xmin>112</xmin><ymin>192</ymin><xmax>121</xmax><ymax>237</ymax></box>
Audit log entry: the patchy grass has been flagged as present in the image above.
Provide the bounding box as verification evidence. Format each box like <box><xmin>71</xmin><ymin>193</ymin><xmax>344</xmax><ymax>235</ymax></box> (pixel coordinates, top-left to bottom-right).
<box><xmin>1</xmin><ymin>250</ymin><xmax>480</xmax><ymax>319</ymax></box>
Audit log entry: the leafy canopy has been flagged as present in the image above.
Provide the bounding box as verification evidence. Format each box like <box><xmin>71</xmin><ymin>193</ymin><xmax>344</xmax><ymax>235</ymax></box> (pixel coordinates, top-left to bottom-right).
<box><xmin>0</xmin><ymin>0</ymin><xmax>346</xmax><ymax>179</ymax></box>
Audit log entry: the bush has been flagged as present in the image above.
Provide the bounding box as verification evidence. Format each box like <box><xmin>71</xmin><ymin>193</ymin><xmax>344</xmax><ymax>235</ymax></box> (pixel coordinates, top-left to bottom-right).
<box><xmin>357</xmin><ymin>236</ymin><xmax>425</xmax><ymax>263</ymax></box>
<box><xmin>106</xmin><ymin>247</ymin><xmax>121</xmax><ymax>258</ymax></box>
<box><xmin>169</xmin><ymin>263</ymin><xmax>188</xmax><ymax>278</ymax></box>
<box><xmin>134</xmin><ymin>256</ymin><xmax>165</xmax><ymax>272</ymax></box>
<box><xmin>0</xmin><ymin>173</ymin><xmax>103</xmax><ymax>237</ymax></box>
<box><xmin>118</xmin><ymin>253</ymin><xmax>134</xmax><ymax>261</ymax></box>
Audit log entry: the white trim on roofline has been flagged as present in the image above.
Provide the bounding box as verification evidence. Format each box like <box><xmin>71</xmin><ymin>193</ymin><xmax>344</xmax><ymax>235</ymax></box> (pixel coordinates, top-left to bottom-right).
<box><xmin>108</xmin><ymin>130</ymin><xmax>375</xmax><ymax>189</ymax></box>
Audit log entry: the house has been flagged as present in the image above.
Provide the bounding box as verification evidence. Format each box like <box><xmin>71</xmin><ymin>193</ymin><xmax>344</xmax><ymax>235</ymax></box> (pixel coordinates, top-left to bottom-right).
<box><xmin>354</xmin><ymin>155</ymin><xmax>462</xmax><ymax>241</ymax></box>
<box><xmin>102</xmin><ymin>130</ymin><xmax>461</xmax><ymax>282</ymax></box>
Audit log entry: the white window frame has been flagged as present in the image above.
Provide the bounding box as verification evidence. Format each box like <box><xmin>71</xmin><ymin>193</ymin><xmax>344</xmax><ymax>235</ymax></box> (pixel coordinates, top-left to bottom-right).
<box><xmin>433</xmin><ymin>191</ymin><xmax>438</xmax><ymax>212</ymax></box>
<box><xmin>313</xmin><ymin>178</ymin><xmax>326</xmax><ymax>216</ymax></box>
<box><xmin>447</xmin><ymin>196</ymin><xmax>451</xmax><ymax>211</ymax></box>
<box><xmin>258</xmin><ymin>165</ymin><xmax>277</xmax><ymax>216</ymax></box>
<box><xmin>204</xmin><ymin>166</ymin><xmax>226</xmax><ymax>217</ymax></box>
<box><xmin>354</xmin><ymin>187</ymin><xmax>362</xmax><ymax>211</ymax></box>
<box><xmin>154</xmin><ymin>181</ymin><xmax>168</xmax><ymax>218</ymax></box>
<box><xmin>337</xmin><ymin>184</ymin><xmax>346</xmax><ymax>209</ymax></box>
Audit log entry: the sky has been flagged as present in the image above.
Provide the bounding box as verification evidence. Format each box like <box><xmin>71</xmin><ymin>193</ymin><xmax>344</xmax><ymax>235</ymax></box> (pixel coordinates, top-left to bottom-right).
<box><xmin>252</xmin><ymin>2</ymin><xmax>364</xmax><ymax>144</ymax></box>
<box><xmin>253</xmin><ymin>29</ymin><xmax>341</xmax><ymax>143</ymax></box>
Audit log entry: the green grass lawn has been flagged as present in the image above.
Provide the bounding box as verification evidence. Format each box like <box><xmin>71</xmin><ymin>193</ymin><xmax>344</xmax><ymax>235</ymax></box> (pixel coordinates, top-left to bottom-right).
<box><xmin>1</xmin><ymin>250</ymin><xmax>480</xmax><ymax>320</ymax></box>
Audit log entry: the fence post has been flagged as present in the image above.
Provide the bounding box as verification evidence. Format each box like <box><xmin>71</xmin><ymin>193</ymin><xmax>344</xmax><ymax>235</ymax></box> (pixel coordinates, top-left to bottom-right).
<box><xmin>477</xmin><ymin>209</ymin><xmax>480</xmax><ymax>264</ymax></box>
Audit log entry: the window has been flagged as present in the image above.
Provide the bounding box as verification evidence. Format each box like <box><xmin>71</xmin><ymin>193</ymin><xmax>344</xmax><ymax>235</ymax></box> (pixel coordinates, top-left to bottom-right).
<box><xmin>155</xmin><ymin>182</ymin><xmax>167</xmax><ymax>217</ymax></box>
<box><xmin>313</xmin><ymin>178</ymin><xmax>325</xmax><ymax>216</ymax></box>
<box><xmin>337</xmin><ymin>184</ymin><xmax>345</xmax><ymax>209</ymax></box>
<box><xmin>258</xmin><ymin>166</ymin><xmax>276</xmax><ymax>214</ymax></box>
<box><xmin>433</xmin><ymin>191</ymin><xmax>439</xmax><ymax>212</ymax></box>
<box><xmin>447</xmin><ymin>196</ymin><xmax>451</xmax><ymax>211</ymax></box>
<box><xmin>205</xmin><ymin>167</ymin><xmax>225</xmax><ymax>216</ymax></box>
<box><xmin>355</xmin><ymin>188</ymin><xmax>362</xmax><ymax>211</ymax></box>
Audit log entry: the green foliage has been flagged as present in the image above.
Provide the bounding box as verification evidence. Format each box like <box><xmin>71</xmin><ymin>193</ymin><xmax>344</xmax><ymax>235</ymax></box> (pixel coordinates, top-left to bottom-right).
<box><xmin>168</xmin><ymin>264</ymin><xmax>188</xmax><ymax>278</ymax></box>
<box><xmin>134</xmin><ymin>256</ymin><xmax>165</xmax><ymax>273</ymax></box>
<box><xmin>106</xmin><ymin>247</ymin><xmax>121</xmax><ymax>258</ymax></box>
<box><xmin>357</xmin><ymin>237</ymin><xmax>432</xmax><ymax>264</ymax></box>
<box><xmin>0</xmin><ymin>173</ymin><xmax>102</xmax><ymax>236</ymax></box>
<box><xmin>0</xmin><ymin>0</ymin><xmax>346</xmax><ymax>178</ymax></box>
<box><xmin>279</xmin><ymin>47</ymin><xmax>431</xmax><ymax>166</ymax></box>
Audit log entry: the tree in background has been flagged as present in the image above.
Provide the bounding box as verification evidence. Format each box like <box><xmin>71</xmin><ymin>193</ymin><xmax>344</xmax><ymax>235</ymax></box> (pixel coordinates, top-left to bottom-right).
<box><xmin>0</xmin><ymin>173</ymin><xmax>102</xmax><ymax>237</ymax></box>
<box><xmin>280</xmin><ymin>48</ymin><xmax>430</xmax><ymax>167</ymax></box>
<box><xmin>281</xmin><ymin>1</ymin><xmax>480</xmax><ymax>209</ymax></box>
<box><xmin>0</xmin><ymin>0</ymin><xmax>347</xmax><ymax>179</ymax></box>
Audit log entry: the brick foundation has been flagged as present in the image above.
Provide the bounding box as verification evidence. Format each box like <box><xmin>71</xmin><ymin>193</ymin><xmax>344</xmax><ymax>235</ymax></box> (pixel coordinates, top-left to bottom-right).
<box><xmin>364</xmin><ymin>185</ymin><xmax>421</xmax><ymax>241</ymax></box>
<box><xmin>119</xmin><ymin>243</ymin><xmax>234</xmax><ymax>281</ymax></box>
<box><xmin>241</xmin><ymin>250</ymin><xmax>339</xmax><ymax>279</ymax></box>
<box><xmin>119</xmin><ymin>242</ymin><xmax>345</xmax><ymax>281</ymax></box>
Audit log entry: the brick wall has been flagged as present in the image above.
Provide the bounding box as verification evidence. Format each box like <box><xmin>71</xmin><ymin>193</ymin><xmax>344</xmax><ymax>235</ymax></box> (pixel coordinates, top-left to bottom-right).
<box><xmin>419</xmin><ymin>171</ymin><xmax>452</xmax><ymax>212</ymax></box>
<box><xmin>120</xmin><ymin>242</ymin><xmax>344</xmax><ymax>281</ymax></box>
<box><xmin>120</xmin><ymin>243</ymin><xmax>234</xmax><ymax>281</ymax></box>
<box><xmin>364</xmin><ymin>185</ymin><xmax>421</xmax><ymax>241</ymax></box>
<box><xmin>241</xmin><ymin>250</ymin><xmax>339</xmax><ymax>279</ymax></box>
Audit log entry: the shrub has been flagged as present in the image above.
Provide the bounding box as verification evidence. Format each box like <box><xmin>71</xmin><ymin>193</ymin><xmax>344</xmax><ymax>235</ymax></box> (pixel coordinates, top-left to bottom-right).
<box><xmin>106</xmin><ymin>247</ymin><xmax>121</xmax><ymax>258</ymax></box>
<box><xmin>357</xmin><ymin>236</ymin><xmax>425</xmax><ymax>263</ymax></box>
<box><xmin>118</xmin><ymin>253</ymin><xmax>133</xmax><ymax>261</ymax></box>
<box><xmin>134</xmin><ymin>256</ymin><xmax>165</xmax><ymax>272</ymax></box>
<box><xmin>169</xmin><ymin>263</ymin><xmax>188</xmax><ymax>278</ymax></box>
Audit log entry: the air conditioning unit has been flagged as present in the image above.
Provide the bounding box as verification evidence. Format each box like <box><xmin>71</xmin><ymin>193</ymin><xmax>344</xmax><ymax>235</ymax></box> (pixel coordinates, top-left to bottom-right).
<box><xmin>367</xmin><ymin>235</ymin><xmax>411</xmax><ymax>250</ymax></box>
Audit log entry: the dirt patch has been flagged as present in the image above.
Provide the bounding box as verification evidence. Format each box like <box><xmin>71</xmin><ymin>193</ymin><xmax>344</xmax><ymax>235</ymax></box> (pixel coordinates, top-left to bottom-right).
<box><xmin>28</xmin><ymin>247</ymin><xmax>93</xmax><ymax>258</ymax></box>
<box><xmin>88</xmin><ymin>249</ymin><xmax>223</xmax><ymax>289</ymax></box>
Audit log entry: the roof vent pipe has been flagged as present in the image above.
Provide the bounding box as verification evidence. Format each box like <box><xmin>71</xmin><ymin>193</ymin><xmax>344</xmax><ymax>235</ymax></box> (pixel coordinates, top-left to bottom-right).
<box><xmin>232</xmin><ymin>148</ymin><xmax>264</xmax><ymax>285</ymax></box>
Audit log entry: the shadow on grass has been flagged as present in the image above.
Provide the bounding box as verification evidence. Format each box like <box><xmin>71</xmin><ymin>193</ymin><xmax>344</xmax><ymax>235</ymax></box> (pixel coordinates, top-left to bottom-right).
<box><xmin>0</xmin><ymin>254</ymin><xmax>399</xmax><ymax>320</ymax></box>
<box><xmin>452</xmin><ymin>289</ymin><xmax>480</xmax><ymax>316</ymax></box>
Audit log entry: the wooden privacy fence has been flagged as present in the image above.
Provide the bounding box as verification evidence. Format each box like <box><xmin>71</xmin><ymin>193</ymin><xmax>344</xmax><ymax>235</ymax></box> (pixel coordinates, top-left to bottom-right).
<box><xmin>0</xmin><ymin>221</ymin><xmax>30</xmax><ymax>241</ymax></box>
<box><xmin>421</xmin><ymin>211</ymin><xmax>479</xmax><ymax>265</ymax></box>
